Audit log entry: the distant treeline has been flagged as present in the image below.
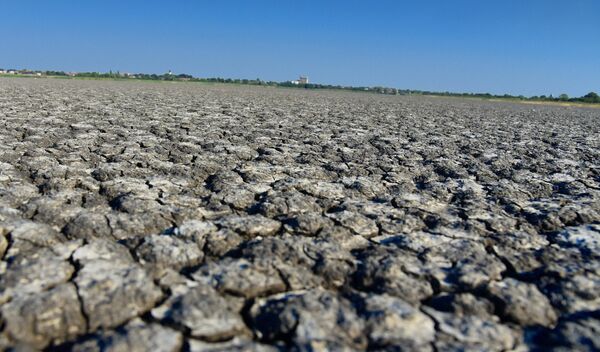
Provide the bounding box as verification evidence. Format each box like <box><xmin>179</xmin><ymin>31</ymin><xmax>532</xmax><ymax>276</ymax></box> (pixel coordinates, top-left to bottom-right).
<box><xmin>403</xmin><ymin>90</ymin><xmax>600</xmax><ymax>104</ymax></box>
<box><xmin>71</xmin><ymin>72</ymin><xmax>398</xmax><ymax>93</ymax></box>
<box><xmin>2</xmin><ymin>68</ymin><xmax>599</xmax><ymax>104</ymax></box>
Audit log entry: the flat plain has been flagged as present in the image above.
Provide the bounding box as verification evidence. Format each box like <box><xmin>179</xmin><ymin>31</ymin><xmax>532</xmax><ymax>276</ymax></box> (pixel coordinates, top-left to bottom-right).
<box><xmin>1</xmin><ymin>77</ymin><xmax>599</xmax><ymax>351</ymax></box>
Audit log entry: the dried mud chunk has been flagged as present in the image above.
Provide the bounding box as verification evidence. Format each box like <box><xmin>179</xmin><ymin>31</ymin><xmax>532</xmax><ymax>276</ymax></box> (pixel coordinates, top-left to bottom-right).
<box><xmin>0</xmin><ymin>332</ymin><xmax>11</xmax><ymax>352</ymax></box>
<box><xmin>342</xmin><ymin>176</ymin><xmax>387</xmax><ymax>198</ymax></box>
<box><xmin>135</xmin><ymin>234</ymin><xmax>204</xmax><ymax>270</ymax></box>
<box><xmin>0</xmin><ymin>243</ymin><xmax>79</xmax><ymax>301</ymax></box>
<box><xmin>490</xmin><ymin>231</ymin><xmax>549</xmax><ymax>275</ymax></box>
<box><xmin>151</xmin><ymin>284</ymin><xmax>246</xmax><ymax>340</ymax></box>
<box><xmin>432</xmin><ymin>159</ymin><xmax>467</xmax><ymax>179</ymax></box>
<box><xmin>258</xmin><ymin>191</ymin><xmax>322</xmax><ymax>218</ymax></box>
<box><xmin>538</xmin><ymin>272</ymin><xmax>600</xmax><ymax>314</ymax></box>
<box><xmin>493</xmin><ymin>247</ymin><xmax>542</xmax><ymax>276</ymax></box>
<box><xmin>91</xmin><ymin>166</ymin><xmax>120</xmax><ymax>182</ymax></box>
<box><xmin>297</xmin><ymin>181</ymin><xmax>347</xmax><ymax>200</ymax></box>
<box><xmin>271</xmin><ymin>262</ymin><xmax>322</xmax><ymax>291</ymax></box>
<box><xmin>173</xmin><ymin>219</ymin><xmax>217</xmax><ymax>246</ymax></box>
<box><xmin>216</xmin><ymin>214</ymin><xmax>281</xmax><ymax>237</ymax></box>
<box><xmin>72</xmin><ymin>238</ymin><xmax>134</xmax><ymax>265</ymax></box>
<box><xmin>241</xmin><ymin>237</ymin><xmax>324</xmax><ymax>290</ymax></box>
<box><xmin>1</xmin><ymin>283</ymin><xmax>86</xmax><ymax>349</ymax></box>
<box><xmin>238</xmin><ymin>164</ymin><xmax>286</xmax><ymax>183</ymax></box>
<box><xmin>25</xmin><ymin>197</ymin><xmax>83</xmax><ymax>228</ymax></box>
<box><xmin>535</xmin><ymin>246</ymin><xmax>589</xmax><ymax>278</ymax></box>
<box><xmin>156</xmin><ymin>268</ymin><xmax>190</xmax><ymax>289</ymax></box>
<box><xmin>423</xmin><ymin>307</ymin><xmax>518</xmax><ymax>351</ymax></box>
<box><xmin>537</xmin><ymin>311</ymin><xmax>600</xmax><ymax>351</ymax></box>
<box><xmin>5</xmin><ymin>220</ymin><xmax>64</xmax><ymax>258</ymax></box>
<box><xmin>326</xmin><ymin>210</ymin><xmax>379</xmax><ymax>238</ymax></box>
<box><xmin>0</xmin><ymin>232</ymin><xmax>7</xmax><ymax>258</ymax></box>
<box><xmin>302</xmin><ymin>239</ymin><xmax>358</xmax><ymax>288</ymax></box>
<box><xmin>452</xmin><ymin>255</ymin><xmax>507</xmax><ymax>290</ymax></box>
<box><xmin>486</xmin><ymin>278</ymin><xmax>557</xmax><ymax>327</ymax></box>
<box><xmin>106</xmin><ymin>211</ymin><xmax>172</xmax><ymax>239</ymax></box>
<box><xmin>217</xmin><ymin>187</ymin><xmax>256</xmax><ymax>210</ymax></box>
<box><xmin>283</xmin><ymin>212</ymin><xmax>332</xmax><ymax>236</ymax></box>
<box><xmin>188</xmin><ymin>337</ymin><xmax>280</xmax><ymax>352</ymax></box>
<box><xmin>62</xmin><ymin>211</ymin><xmax>111</xmax><ymax>240</ymax></box>
<box><xmin>250</xmin><ymin>289</ymin><xmax>366</xmax><ymax>350</ymax></box>
<box><xmin>192</xmin><ymin>258</ymin><xmax>286</xmax><ymax>298</ymax></box>
<box><xmin>553</xmin><ymin>224</ymin><xmax>600</xmax><ymax>256</ymax></box>
<box><xmin>354</xmin><ymin>248</ymin><xmax>433</xmax><ymax>303</ymax></box>
<box><xmin>205</xmin><ymin>171</ymin><xmax>245</xmax><ymax>192</ymax></box>
<box><xmin>109</xmin><ymin>193</ymin><xmax>160</xmax><ymax>214</ymax></box>
<box><xmin>426</xmin><ymin>293</ymin><xmax>495</xmax><ymax>319</ymax></box>
<box><xmin>99</xmin><ymin>177</ymin><xmax>156</xmax><ymax>200</ymax></box>
<box><xmin>371</xmin><ymin>231</ymin><xmax>453</xmax><ymax>253</ymax></box>
<box><xmin>423</xmin><ymin>239</ymin><xmax>506</xmax><ymax>290</ymax></box>
<box><xmin>204</xmin><ymin>228</ymin><xmax>244</xmax><ymax>257</ymax></box>
<box><xmin>355</xmin><ymin>293</ymin><xmax>435</xmax><ymax>349</ymax></box>
<box><xmin>75</xmin><ymin>261</ymin><xmax>163</xmax><ymax>330</ymax></box>
<box><xmin>71</xmin><ymin>318</ymin><xmax>183</xmax><ymax>352</ymax></box>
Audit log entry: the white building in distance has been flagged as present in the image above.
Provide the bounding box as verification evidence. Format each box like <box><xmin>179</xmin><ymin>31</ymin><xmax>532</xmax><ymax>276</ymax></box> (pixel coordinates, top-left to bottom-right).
<box><xmin>291</xmin><ymin>76</ymin><xmax>309</xmax><ymax>85</ymax></box>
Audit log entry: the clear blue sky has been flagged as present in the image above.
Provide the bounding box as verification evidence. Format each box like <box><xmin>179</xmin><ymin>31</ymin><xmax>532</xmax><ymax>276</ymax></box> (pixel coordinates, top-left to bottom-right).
<box><xmin>1</xmin><ymin>0</ymin><xmax>598</xmax><ymax>96</ymax></box>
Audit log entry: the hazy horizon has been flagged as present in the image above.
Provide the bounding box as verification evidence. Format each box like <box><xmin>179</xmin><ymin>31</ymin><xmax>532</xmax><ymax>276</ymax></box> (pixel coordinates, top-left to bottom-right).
<box><xmin>1</xmin><ymin>0</ymin><xmax>598</xmax><ymax>97</ymax></box>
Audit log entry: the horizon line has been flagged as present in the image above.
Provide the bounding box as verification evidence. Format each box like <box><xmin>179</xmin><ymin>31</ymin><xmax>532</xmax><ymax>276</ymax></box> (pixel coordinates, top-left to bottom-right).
<box><xmin>0</xmin><ymin>65</ymin><xmax>597</xmax><ymax>100</ymax></box>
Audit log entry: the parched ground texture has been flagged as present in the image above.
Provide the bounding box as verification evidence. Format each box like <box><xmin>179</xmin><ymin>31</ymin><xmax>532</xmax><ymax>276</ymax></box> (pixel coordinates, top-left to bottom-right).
<box><xmin>0</xmin><ymin>77</ymin><xmax>599</xmax><ymax>351</ymax></box>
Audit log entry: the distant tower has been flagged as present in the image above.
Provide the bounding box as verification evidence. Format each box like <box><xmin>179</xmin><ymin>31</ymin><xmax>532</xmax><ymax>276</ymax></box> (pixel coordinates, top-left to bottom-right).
<box><xmin>298</xmin><ymin>76</ymin><xmax>309</xmax><ymax>84</ymax></box>
<box><xmin>168</xmin><ymin>70</ymin><xmax>172</xmax><ymax>75</ymax></box>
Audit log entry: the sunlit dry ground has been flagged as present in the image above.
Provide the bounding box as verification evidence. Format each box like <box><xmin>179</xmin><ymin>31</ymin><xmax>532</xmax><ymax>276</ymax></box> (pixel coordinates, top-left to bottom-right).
<box><xmin>1</xmin><ymin>77</ymin><xmax>599</xmax><ymax>351</ymax></box>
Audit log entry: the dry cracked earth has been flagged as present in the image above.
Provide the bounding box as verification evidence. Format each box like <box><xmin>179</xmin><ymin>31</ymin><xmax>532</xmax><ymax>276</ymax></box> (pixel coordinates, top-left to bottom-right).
<box><xmin>0</xmin><ymin>77</ymin><xmax>599</xmax><ymax>351</ymax></box>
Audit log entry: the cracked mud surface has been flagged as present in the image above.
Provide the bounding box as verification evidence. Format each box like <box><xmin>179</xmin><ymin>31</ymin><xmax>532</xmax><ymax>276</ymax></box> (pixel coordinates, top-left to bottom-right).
<box><xmin>0</xmin><ymin>77</ymin><xmax>599</xmax><ymax>351</ymax></box>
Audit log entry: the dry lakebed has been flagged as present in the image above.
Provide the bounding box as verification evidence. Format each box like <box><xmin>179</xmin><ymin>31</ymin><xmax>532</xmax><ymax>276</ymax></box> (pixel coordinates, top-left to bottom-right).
<box><xmin>0</xmin><ymin>77</ymin><xmax>599</xmax><ymax>351</ymax></box>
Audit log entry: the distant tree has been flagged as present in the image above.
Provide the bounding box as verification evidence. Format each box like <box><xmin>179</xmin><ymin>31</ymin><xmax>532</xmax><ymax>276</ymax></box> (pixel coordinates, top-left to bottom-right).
<box><xmin>559</xmin><ymin>93</ymin><xmax>569</xmax><ymax>101</ymax></box>
<box><xmin>45</xmin><ymin>70</ymin><xmax>67</xmax><ymax>76</ymax></box>
<box><xmin>582</xmin><ymin>92</ymin><xmax>600</xmax><ymax>103</ymax></box>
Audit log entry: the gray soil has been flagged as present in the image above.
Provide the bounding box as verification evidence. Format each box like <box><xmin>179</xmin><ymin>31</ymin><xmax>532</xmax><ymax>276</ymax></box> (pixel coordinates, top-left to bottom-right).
<box><xmin>1</xmin><ymin>77</ymin><xmax>599</xmax><ymax>351</ymax></box>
